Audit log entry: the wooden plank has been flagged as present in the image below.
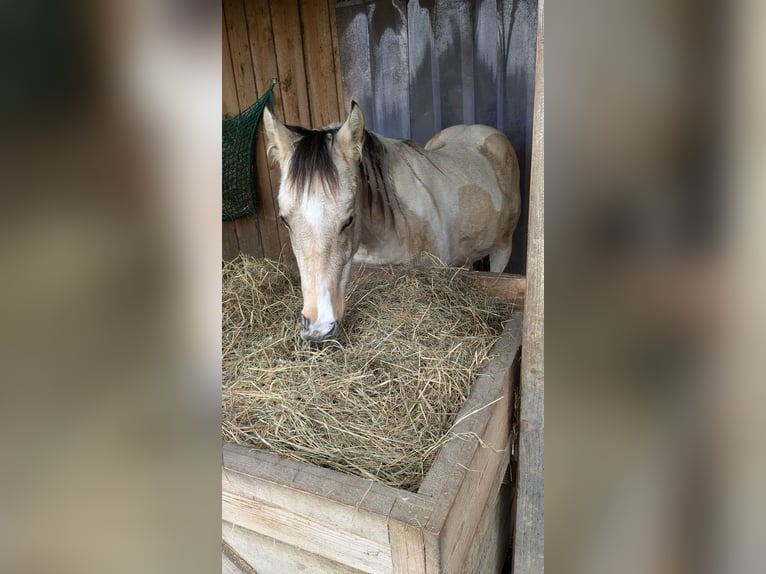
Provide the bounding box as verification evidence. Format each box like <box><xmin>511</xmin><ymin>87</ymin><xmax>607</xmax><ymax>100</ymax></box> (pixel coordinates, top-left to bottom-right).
<box><xmin>224</xmin><ymin>445</ymin><xmax>431</xmax><ymax>536</ymax></box>
<box><xmin>406</xmin><ymin>0</ymin><xmax>440</xmax><ymax>144</ymax></box>
<box><xmin>364</xmin><ymin>0</ymin><xmax>410</xmax><ymax>138</ymax></box>
<box><xmin>222</xmin><ymin>488</ymin><xmax>392</xmax><ymax>573</ymax></box>
<box><xmin>223</xmin><ymin>0</ymin><xmax>281</xmax><ymax>259</ymax></box>
<box><xmin>461</xmin><ymin>480</ymin><xmax>513</xmax><ymax>574</ymax></box>
<box><xmin>433</xmin><ymin>1</ymin><xmax>474</xmax><ymax>128</ymax></box>
<box><xmin>336</xmin><ymin>2</ymin><xmax>375</xmax><ymax>131</ymax></box>
<box><xmin>223</xmin><ymin>0</ymin><xmax>257</xmax><ymax>110</ymax></box>
<box><xmin>513</xmin><ymin>0</ymin><xmax>544</xmax><ymax>571</ymax></box>
<box><xmin>223</xmin><ymin>448</ymin><xmax>403</xmax><ymax>573</ymax></box>
<box><xmin>270</xmin><ymin>0</ymin><xmax>311</xmax><ymax>127</ymax></box>
<box><xmin>224</xmin><ymin>520</ymin><xmax>366</xmax><ymax>574</ymax></box>
<box><xmin>418</xmin><ymin>312</ymin><xmax>522</xmax><ymax>574</ymax></box>
<box><xmin>387</xmin><ymin>489</ymin><xmax>433</xmax><ymax>574</ymax></box>
<box><xmin>244</xmin><ymin>0</ymin><xmax>293</xmax><ymax>263</ymax></box>
<box><xmin>223</xmin><ymin>16</ymin><xmax>242</xmax><ymax>117</ymax></box>
<box><xmin>223</xmin><ymin>15</ymin><xmax>248</xmax><ymax>261</ymax></box>
<box><xmin>233</xmin><ymin>216</ymin><xmax>262</xmax><ymax>258</ymax></box>
<box><xmin>327</xmin><ymin>0</ymin><xmax>347</xmax><ymax>121</ymax></box>
<box><xmin>427</xmin><ymin>398</ymin><xmax>513</xmax><ymax>574</ymax></box>
<box><xmin>468</xmin><ymin>272</ymin><xmax>526</xmax><ymax>308</ymax></box>
<box><xmin>299</xmin><ymin>0</ymin><xmax>343</xmax><ymax>126</ymax></box>
<box><xmin>222</xmin><ymin>540</ymin><xmax>259</xmax><ymax>574</ymax></box>
<box><xmin>223</xmin><ymin>221</ymin><xmax>241</xmax><ymax>261</ymax></box>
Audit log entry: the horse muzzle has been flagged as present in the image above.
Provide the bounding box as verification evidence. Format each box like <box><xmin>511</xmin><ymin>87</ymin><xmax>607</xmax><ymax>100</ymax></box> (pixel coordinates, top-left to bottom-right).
<box><xmin>300</xmin><ymin>314</ymin><xmax>339</xmax><ymax>341</ymax></box>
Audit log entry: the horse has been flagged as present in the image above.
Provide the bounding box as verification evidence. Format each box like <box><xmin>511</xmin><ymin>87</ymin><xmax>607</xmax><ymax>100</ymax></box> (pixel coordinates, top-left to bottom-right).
<box><xmin>262</xmin><ymin>102</ymin><xmax>521</xmax><ymax>341</ymax></box>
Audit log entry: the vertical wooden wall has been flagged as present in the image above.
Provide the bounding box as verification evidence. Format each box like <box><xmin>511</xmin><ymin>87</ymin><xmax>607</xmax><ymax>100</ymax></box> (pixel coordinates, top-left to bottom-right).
<box><xmin>222</xmin><ymin>0</ymin><xmax>345</xmax><ymax>263</ymax></box>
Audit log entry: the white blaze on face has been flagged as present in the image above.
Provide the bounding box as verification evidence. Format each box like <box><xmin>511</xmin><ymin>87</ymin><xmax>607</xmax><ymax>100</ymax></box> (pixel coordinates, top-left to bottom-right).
<box><xmin>315</xmin><ymin>282</ymin><xmax>336</xmax><ymax>327</ymax></box>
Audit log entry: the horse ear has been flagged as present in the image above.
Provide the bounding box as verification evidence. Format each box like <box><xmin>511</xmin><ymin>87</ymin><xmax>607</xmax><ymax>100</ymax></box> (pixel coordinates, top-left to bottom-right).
<box><xmin>336</xmin><ymin>101</ymin><xmax>365</xmax><ymax>164</ymax></box>
<box><xmin>262</xmin><ymin>106</ymin><xmax>297</xmax><ymax>166</ymax></box>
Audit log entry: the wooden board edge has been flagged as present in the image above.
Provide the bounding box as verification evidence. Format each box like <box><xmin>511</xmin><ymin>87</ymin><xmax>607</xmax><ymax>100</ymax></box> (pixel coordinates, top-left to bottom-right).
<box><xmin>417</xmin><ymin>311</ymin><xmax>522</xmax><ymax>499</ymax></box>
<box><xmin>513</xmin><ymin>0</ymin><xmax>545</xmax><ymax>571</ymax></box>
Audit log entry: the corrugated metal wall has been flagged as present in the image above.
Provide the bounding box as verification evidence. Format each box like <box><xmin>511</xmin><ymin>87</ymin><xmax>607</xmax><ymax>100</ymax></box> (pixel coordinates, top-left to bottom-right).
<box><xmin>336</xmin><ymin>0</ymin><xmax>538</xmax><ymax>273</ymax></box>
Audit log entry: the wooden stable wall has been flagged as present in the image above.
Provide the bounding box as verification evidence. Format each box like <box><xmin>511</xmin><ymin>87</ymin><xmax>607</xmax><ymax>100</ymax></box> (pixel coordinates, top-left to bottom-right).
<box><xmin>222</xmin><ymin>0</ymin><xmax>345</xmax><ymax>263</ymax></box>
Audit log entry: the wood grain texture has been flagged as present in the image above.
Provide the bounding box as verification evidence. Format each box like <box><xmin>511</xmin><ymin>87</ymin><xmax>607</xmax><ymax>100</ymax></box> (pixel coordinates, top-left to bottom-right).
<box><xmin>513</xmin><ymin>0</ymin><xmax>545</xmax><ymax>572</ymax></box>
<box><xmin>225</xmin><ymin>0</ymin><xmax>348</xmax><ymax>261</ymax></box>
<box><xmin>222</xmin><ymin>488</ymin><xmax>392</xmax><ymax>573</ymax></box>
<box><xmin>224</xmin><ymin>520</ymin><xmax>365</xmax><ymax>574</ymax></box>
<box><xmin>244</xmin><ymin>0</ymin><xmax>292</xmax><ymax>262</ymax></box>
<box><xmin>222</xmin><ymin>540</ymin><xmax>259</xmax><ymax>574</ymax></box>
<box><xmin>223</xmin><ymin>444</ymin><xmax>432</xmax><ymax>573</ymax></box>
<box><xmin>419</xmin><ymin>313</ymin><xmax>523</xmax><ymax>574</ymax></box>
<box><xmin>223</xmin><ymin>221</ymin><xmax>240</xmax><ymax>261</ymax></box>
<box><xmin>299</xmin><ymin>0</ymin><xmax>343</xmax><ymax>126</ymax></box>
<box><xmin>233</xmin><ymin>216</ymin><xmax>262</xmax><ymax>258</ymax></box>
<box><xmin>223</xmin><ymin>17</ymin><xmax>242</xmax><ymax>117</ymax></box>
<box><xmin>270</xmin><ymin>0</ymin><xmax>311</xmax><ymax>126</ymax></box>
<box><xmin>328</xmin><ymin>0</ymin><xmax>347</xmax><ymax>121</ymax></box>
<box><xmin>223</xmin><ymin>14</ymin><xmax>244</xmax><ymax>259</ymax></box>
<box><xmin>223</xmin><ymin>0</ymin><xmax>280</xmax><ymax>258</ymax></box>
<box><xmin>461</xmin><ymin>481</ymin><xmax>513</xmax><ymax>574</ymax></box>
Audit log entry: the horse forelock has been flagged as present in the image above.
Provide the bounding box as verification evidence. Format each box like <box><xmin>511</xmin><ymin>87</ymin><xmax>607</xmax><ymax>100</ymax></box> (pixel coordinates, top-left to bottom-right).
<box><xmin>285</xmin><ymin>126</ymin><xmax>340</xmax><ymax>198</ymax></box>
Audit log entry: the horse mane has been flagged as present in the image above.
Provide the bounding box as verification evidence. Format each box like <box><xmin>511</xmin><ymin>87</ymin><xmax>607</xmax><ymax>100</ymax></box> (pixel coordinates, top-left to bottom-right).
<box><xmin>360</xmin><ymin>130</ymin><xmax>397</xmax><ymax>226</ymax></box>
<box><xmin>284</xmin><ymin>124</ymin><xmax>397</xmax><ymax>227</ymax></box>
<box><xmin>285</xmin><ymin>125</ymin><xmax>340</xmax><ymax>196</ymax></box>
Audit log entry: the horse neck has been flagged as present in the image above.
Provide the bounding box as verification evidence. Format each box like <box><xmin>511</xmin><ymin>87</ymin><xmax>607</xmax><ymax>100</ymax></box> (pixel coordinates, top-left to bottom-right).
<box><xmin>356</xmin><ymin>131</ymin><xmax>400</xmax><ymax>233</ymax></box>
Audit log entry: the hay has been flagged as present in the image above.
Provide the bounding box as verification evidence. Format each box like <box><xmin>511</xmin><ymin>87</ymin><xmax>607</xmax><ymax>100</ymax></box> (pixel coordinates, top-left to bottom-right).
<box><xmin>222</xmin><ymin>255</ymin><xmax>515</xmax><ymax>492</ymax></box>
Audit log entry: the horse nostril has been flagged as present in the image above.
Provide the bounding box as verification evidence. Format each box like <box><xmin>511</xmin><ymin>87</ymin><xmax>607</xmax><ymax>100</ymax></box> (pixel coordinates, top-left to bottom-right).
<box><xmin>301</xmin><ymin>314</ymin><xmax>310</xmax><ymax>330</ymax></box>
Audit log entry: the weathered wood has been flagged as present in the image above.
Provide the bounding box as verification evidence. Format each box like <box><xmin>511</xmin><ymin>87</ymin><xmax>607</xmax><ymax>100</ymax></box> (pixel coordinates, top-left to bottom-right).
<box><xmin>513</xmin><ymin>0</ymin><xmax>545</xmax><ymax>572</ymax></box>
<box><xmin>223</xmin><ymin>0</ymin><xmax>280</xmax><ymax>258</ymax></box>
<box><xmin>223</xmin><ymin>17</ymin><xmax>242</xmax><ymax>117</ymax></box>
<box><xmin>223</xmin><ymin>444</ymin><xmax>431</xmax><ymax>573</ymax></box>
<box><xmin>365</xmin><ymin>0</ymin><xmax>410</xmax><ymax>138</ymax></box>
<box><xmin>233</xmin><ymin>216</ymin><xmax>262</xmax><ymax>259</ymax></box>
<box><xmin>224</xmin><ymin>520</ymin><xmax>365</xmax><ymax>574</ymax></box>
<box><xmin>223</xmin><ymin>221</ymin><xmax>240</xmax><ymax>261</ymax></box>
<box><xmin>462</xmin><ymin>481</ymin><xmax>513</xmax><ymax>574</ymax></box>
<box><xmin>244</xmin><ymin>0</ymin><xmax>293</xmax><ymax>263</ymax></box>
<box><xmin>336</xmin><ymin>2</ymin><xmax>374</xmax><ymax>129</ymax></box>
<box><xmin>299</xmin><ymin>0</ymin><xmax>343</xmax><ymax>126</ymax></box>
<box><xmin>469</xmin><ymin>272</ymin><xmax>527</xmax><ymax>308</ymax></box>
<box><xmin>419</xmin><ymin>313</ymin><xmax>523</xmax><ymax>574</ymax></box>
<box><xmin>223</xmin><ymin>0</ymin><xmax>257</xmax><ymax>111</ymax></box>
<box><xmin>328</xmin><ymin>0</ymin><xmax>347</xmax><ymax>121</ymax></box>
<box><xmin>270</xmin><ymin>0</ymin><xmax>311</xmax><ymax>127</ymax></box>
<box><xmin>222</xmin><ymin>540</ymin><xmax>259</xmax><ymax>574</ymax></box>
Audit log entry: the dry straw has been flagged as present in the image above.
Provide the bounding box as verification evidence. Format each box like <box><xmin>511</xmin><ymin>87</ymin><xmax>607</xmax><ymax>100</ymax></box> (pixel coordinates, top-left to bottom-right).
<box><xmin>222</xmin><ymin>255</ymin><xmax>515</xmax><ymax>492</ymax></box>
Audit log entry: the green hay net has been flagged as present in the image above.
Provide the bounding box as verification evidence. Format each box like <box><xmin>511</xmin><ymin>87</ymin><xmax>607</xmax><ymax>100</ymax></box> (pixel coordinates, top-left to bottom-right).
<box><xmin>222</xmin><ymin>82</ymin><xmax>275</xmax><ymax>221</ymax></box>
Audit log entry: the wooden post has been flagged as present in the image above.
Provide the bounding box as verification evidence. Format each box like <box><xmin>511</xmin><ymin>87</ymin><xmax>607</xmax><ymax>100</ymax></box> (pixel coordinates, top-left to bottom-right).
<box><xmin>513</xmin><ymin>0</ymin><xmax>544</xmax><ymax>571</ymax></box>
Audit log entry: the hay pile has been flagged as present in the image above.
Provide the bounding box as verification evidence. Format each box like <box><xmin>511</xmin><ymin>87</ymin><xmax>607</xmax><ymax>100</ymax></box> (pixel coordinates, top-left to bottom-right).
<box><xmin>222</xmin><ymin>255</ymin><xmax>515</xmax><ymax>492</ymax></box>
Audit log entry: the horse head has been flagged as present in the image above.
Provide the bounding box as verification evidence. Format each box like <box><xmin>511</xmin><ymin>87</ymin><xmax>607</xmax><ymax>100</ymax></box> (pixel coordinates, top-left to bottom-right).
<box><xmin>262</xmin><ymin>103</ymin><xmax>365</xmax><ymax>341</ymax></box>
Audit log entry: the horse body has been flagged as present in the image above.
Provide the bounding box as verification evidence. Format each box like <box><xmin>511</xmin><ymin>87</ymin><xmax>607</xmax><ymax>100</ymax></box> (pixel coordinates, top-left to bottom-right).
<box><xmin>262</xmin><ymin>103</ymin><xmax>520</xmax><ymax>340</ymax></box>
<box><xmin>353</xmin><ymin>126</ymin><xmax>520</xmax><ymax>271</ymax></box>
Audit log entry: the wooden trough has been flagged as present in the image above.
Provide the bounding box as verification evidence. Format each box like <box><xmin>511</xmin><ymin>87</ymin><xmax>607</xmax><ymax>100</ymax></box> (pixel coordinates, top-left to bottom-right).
<box><xmin>223</xmin><ymin>283</ymin><xmax>524</xmax><ymax>574</ymax></box>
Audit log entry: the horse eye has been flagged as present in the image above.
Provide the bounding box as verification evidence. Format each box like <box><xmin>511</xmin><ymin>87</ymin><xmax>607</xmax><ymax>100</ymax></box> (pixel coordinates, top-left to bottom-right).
<box><xmin>341</xmin><ymin>215</ymin><xmax>354</xmax><ymax>232</ymax></box>
<box><xmin>279</xmin><ymin>215</ymin><xmax>290</xmax><ymax>229</ymax></box>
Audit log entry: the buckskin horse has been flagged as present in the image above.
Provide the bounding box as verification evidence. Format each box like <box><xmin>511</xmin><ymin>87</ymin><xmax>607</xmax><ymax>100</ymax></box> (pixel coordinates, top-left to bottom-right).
<box><xmin>262</xmin><ymin>103</ymin><xmax>521</xmax><ymax>341</ymax></box>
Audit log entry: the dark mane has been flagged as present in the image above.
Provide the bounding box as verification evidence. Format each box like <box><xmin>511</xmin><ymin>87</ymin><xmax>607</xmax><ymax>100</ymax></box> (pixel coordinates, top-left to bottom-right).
<box><xmin>360</xmin><ymin>131</ymin><xmax>397</xmax><ymax>226</ymax></box>
<box><xmin>285</xmin><ymin>125</ymin><xmax>339</xmax><ymax>195</ymax></box>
